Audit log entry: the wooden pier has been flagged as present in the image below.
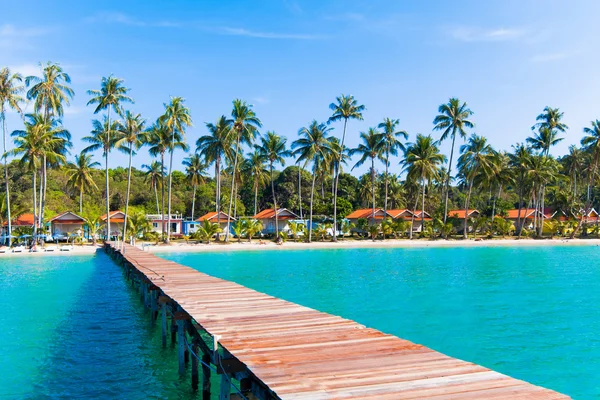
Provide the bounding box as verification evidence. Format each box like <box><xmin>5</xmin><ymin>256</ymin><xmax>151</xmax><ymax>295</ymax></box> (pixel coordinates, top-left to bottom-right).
<box><xmin>105</xmin><ymin>243</ymin><xmax>569</xmax><ymax>399</ymax></box>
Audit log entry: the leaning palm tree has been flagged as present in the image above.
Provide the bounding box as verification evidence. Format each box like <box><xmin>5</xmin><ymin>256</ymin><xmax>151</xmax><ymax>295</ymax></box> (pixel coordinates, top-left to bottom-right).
<box><xmin>226</xmin><ymin>99</ymin><xmax>262</xmax><ymax>241</ymax></box>
<box><xmin>147</xmin><ymin>119</ymin><xmax>187</xmax><ymax>238</ymax></box>
<box><xmin>377</xmin><ymin>118</ymin><xmax>407</xmax><ymax>216</ymax></box>
<box><xmin>197</xmin><ymin>116</ymin><xmax>233</xmax><ymax>229</ymax></box>
<box><xmin>457</xmin><ymin>134</ymin><xmax>494</xmax><ymax>238</ymax></box>
<box><xmin>328</xmin><ymin>94</ymin><xmax>365</xmax><ymax>241</ymax></box>
<box><xmin>403</xmin><ymin>135</ymin><xmax>445</xmax><ymax>239</ymax></box>
<box><xmin>87</xmin><ymin>76</ymin><xmax>133</xmax><ymax>241</ymax></box>
<box><xmin>159</xmin><ymin>97</ymin><xmax>192</xmax><ymax>243</ymax></box>
<box><xmin>433</xmin><ymin>98</ymin><xmax>474</xmax><ymax>223</ymax></box>
<box><xmin>0</xmin><ymin>67</ymin><xmax>24</xmax><ymax>246</ymax></box>
<box><xmin>292</xmin><ymin>121</ymin><xmax>334</xmax><ymax>242</ymax></box>
<box><xmin>67</xmin><ymin>153</ymin><xmax>100</xmax><ymax>213</ymax></box>
<box><xmin>82</xmin><ymin>117</ymin><xmax>119</xmax><ymax>240</ymax></box>
<box><xmin>241</xmin><ymin>149</ymin><xmax>269</xmax><ymax>216</ymax></box>
<box><xmin>256</xmin><ymin>131</ymin><xmax>291</xmax><ymax>238</ymax></box>
<box><xmin>142</xmin><ymin>161</ymin><xmax>164</xmax><ymax>214</ymax></box>
<box><xmin>115</xmin><ymin>111</ymin><xmax>146</xmax><ymax>243</ymax></box>
<box><xmin>182</xmin><ymin>153</ymin><xmax>207</xmax><ymax>220</ymax></box>
<box><xmin>349</xmin><ymin>127</ymin><xmax>385</xmax><ymax>221</ymax></box>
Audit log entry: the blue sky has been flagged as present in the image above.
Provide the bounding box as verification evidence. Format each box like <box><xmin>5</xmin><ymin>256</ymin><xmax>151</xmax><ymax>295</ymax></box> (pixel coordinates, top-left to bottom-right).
<box><xmin>3</xmin><ymin>0</ymin><xmax>600</xmax><ymax>175</ymax></box>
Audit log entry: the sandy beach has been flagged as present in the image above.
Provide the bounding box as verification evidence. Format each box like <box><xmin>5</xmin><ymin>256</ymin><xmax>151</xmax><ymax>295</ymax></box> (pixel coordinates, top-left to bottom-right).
<box><xmin>0</xmin><ymin>245</ymin><xmax>100</xmax><ymax>257</ymax></box>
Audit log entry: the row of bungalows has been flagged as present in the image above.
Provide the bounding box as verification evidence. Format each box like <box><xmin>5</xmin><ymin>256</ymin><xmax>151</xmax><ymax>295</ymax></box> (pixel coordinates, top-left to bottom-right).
<box><xmin>345</xmin><ymin>208</ymin><xmax>432</xmax><ymax>232</ymax></box>
<box><xmin>252</xmin><ymin>208</ymin><xmax>300</xmax><ymax>235</ymax></box>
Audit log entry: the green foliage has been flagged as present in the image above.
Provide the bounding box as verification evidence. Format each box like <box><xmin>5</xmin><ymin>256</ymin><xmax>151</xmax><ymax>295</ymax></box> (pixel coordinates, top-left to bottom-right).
<box><xmin>192</xmin><ymin>220</ymin><xmax>221</xmax><ymax>244</ymax></box>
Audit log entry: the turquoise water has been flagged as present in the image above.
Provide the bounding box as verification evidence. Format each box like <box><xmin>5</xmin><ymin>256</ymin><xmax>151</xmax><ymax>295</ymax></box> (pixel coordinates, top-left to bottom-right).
<box><xmin>163</xmin><ymin>246</ymin><xmax>600</xmax><ymax>399</ymax></box>
<box><xmin>2</xmin><ymin>246</ymin><xmax>598</xmax><ymax>399</ymax></box>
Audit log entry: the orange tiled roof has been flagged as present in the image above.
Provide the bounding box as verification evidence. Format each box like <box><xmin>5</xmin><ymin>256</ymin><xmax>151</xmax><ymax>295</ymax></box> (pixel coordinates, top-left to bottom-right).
<box><xmin>447</xmin><ymin>209</ymin><xmax>479</xmax><ymax>219</ymax></box>
<box><xmin>386</xmin><ymin>209</ymin><xmax>413</xmax><ymax>219</ymax></box>
<box><xmin>100</xmin><ymin>211</ymin><xmax>126</xmax><ymax>223</ymax></box>
<box><xmin>3</xmin><ymin>213</ymin><xmax>36</xmax><ymax>226</ymax></box>
<box><xmin>506</xmin><ymin>209</ymin><xmax>542</xmax><ymax>219</ymax></box>
<box><xmin>253</xmin><ymin>208</ymin><xmax>298</xmax><ymax>220</ymax></box>
<box><xmin>196</xmin><ymin>211</ymin><xmax>235</xmax><ymax>222</ymax></box>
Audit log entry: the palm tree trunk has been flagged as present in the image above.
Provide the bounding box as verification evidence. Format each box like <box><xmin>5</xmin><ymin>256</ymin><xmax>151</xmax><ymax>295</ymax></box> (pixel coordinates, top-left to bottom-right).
<box><xmin>516</xmin><ymin>177</ymin><xmax>523</xmax><ymax>234</ymax></box>
<box><xmin>539</xmin><ymin>185</ymin><xmax>546</xmax><ymax>237</ymax></box>
<box><xmin>371</xmin><ymin>157</ymin><xmax>376</xmax><ymax>221</ymax></box>
<box><xmin>37</xmin><ymin>168</ymin><xmax>43</xmax><ymax>231</ymax></box>
<box><xmin>123</xmin><ymin>143</ymin><xmax>133</xmax><ymax>244</ymax></box>
<box><xmin>270</xmin><ymin>163</ymin><xmax>278</xmax><ymax>238</ymax></box>
<box><xmin>39</xmin><ymin>156</ymin><xmax>47</xmax><ymax>239</ymax></box>
<box><xmin>154</xmin><ymin>184</ymin><xmax>160</xmax><ymax>215</ymax></box>
<box><xmin>384</xmin><ymin>148</ymin><xmax>390</xmax><ymax>216</ymax></box>
<box><xmin>215</xmin><ymin>157</ymin><xmax>221</xmax><ymax>241</ymax></box>
<box><xmin>409</xmin><ymin>187</ymin><xmax>420</xmax><ymax>240</ymax></box>
<box><xmin>491</xmin><ymin>185</ymin><xmax>501</xmax><ymax>233</ymax></box>
<box><xmin>298</xmin><ymin>164</ymin><xmax>303</xmax><ymax>220</ymax></box>
<box><xmin>32</xmin><ymin>171</ymin><xmax>37</xmax><ymax>238</ymax></box>
<box><xmin>166</xmin><ymin>128</ymin><xmax>176</xmax><ymax>243</ymax></box>
<box><xmin>332</xmin><ymin>118</ymin><xmax>348</xmax><ymax>242</ymax></box>
<box><xmin>191</xmin><ymin>183</ymin><xmax>197</xmax><ymax>221</ymax></box>
<box><xmin>309</xmin><ymin>162</ymin><xmax>317</xmax><ymax>243</ymax></box>
<box><xmin>105</xmin><ymin>150</ymin><xmax>110</xmax><ymax>241</ymax></box>
<box><xmin>254</xmin><ymin>182</ymin><xmax>258</xmax><ymax>217</ymax></box>
<box><xmin>2</xmin><ymin>106</ymin><xmax>11</xmax><ymax>247</ymax></box>
<box><xmin>421</xmin><ymin>178</ymin><xmax>426</xmax><ymax>236</ymax></box>
<box><xmin>572</xmin><ymin>154</ymin><xmax>598</xmax><ymax>238</ymax></box>
<box><xmin>443</xmin><ymin>131</ymin><xmax>457</xmax><ymax>224</ymax></box>
<box><xmin>161</xmin><ymin>153</ymin><xmax>165</xmax><ymax>238</ymax></box>
<box><xmin>79</xmin><ymin>186</ymin><xmax>83</xmax><ymax>214</ymax></box>
<box><xmin>463</xmin><ymin>179</ymin><xmax>473</xmax><ymax>239</ymax></box>
<box><xmin>518</xmin><ymin>191</ymin><xmax>533</xmax><ymax>239</ymax></box>
<box><xmin>226</xmin><ymin>135</ymin><xmax>241</xmax><ymax>242</ymax></box>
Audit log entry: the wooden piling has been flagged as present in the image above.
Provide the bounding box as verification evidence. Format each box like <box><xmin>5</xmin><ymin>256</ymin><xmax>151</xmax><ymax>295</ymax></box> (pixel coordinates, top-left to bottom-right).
<box><xmin>159</xmin><ymin>296</ymin><xmax>168</xmax><ymax>347</ymax></box>
<box><xmin>191</xmin><ymin>341</ymin><xmax>199</xmax><ymax>390</ymax></box>
<box><xmin>220</xmin><ymin>373</ymin><xmax>230</xmax><ymax>400</ymax></box>
<box><xmin>175</xmin><ymin>311</ymin><xmax>190</xmax><ymax>375</ymax></box>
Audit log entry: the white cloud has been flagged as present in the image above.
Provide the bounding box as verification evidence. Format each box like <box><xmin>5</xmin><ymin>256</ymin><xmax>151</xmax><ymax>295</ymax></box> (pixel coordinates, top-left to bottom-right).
<box><xmin>85</xmin><ymin>12</ymin><xmax>181</xmax><ymax>28</ymax></box>
<box><xmin>449</xmin><ymin>26</ymin><xmax>525</xmax><ymax>42</ymax></box>
<box><xmin>216</xmin><ymin>27</ymin><xmax>323</xmax><ymax>40</ymax></box>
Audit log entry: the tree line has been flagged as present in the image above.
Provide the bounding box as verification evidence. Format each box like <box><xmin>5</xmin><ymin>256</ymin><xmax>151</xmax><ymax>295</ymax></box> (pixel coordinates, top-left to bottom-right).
<box><xmin>2</xmin><ymin>63</ymin><xmax>600</xmax><ymax>245</ymax></box>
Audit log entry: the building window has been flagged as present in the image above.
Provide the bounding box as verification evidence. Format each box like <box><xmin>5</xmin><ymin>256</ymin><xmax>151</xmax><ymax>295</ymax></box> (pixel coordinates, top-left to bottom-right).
<box><xmin>153</xmin><ymin>222</ymin><xmax>158</xmax><ymax>228</ymax></box>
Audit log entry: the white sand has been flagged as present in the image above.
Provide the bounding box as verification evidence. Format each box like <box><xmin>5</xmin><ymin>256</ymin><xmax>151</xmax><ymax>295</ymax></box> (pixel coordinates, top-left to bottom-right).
<box><xmin>0</xmin><ymin>245</ymin><xmax>100</xmax><ymax>257</ymax></box>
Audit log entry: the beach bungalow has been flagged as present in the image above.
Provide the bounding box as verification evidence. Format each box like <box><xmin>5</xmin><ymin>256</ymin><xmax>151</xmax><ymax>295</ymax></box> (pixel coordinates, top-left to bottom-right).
<box><xmin>146</xmin><ymin>213</ymin><xmax>184</xmax><ymax>237</ymax></box>
<box><xmin>387</xmin><ymin>209</ymin><xmax>414</xmax><ymax>221</ymax></box>
<box><xmin>2</xmin><ymin>213</ymin><xmax>37</xmax><ymax>237</ymax></box>
<box><xmin>182</xmin><ymin>220</ymin><xmax>201</xmax><ymax>236</ymax></box>
<box><xmin>48</xmin><ymin>211</ymin><xmax>85</xmax><ymax>241</ymax></box>
<box><xmin>101</xmin><ymin>211</ymin><xmax>126</xmax><ymax>239</ymax></box>
<box><xmin>411</xmin><ymin>211</ymin><xmax>432</xmax><ymax>232</ymax></box>
<box><xmin>253</xmin><ymin>208</ymin><xmax>299</xmax><ymax>235</ymax></box>
<box><xmin>506</xmin><ymin>209</ymin><xmax>545</xmax><ymax>230</ymax></box>
<box><xmin>447</xmin><ymin>209</ymin><xmax>480</xmax><ymax>232</ymax></box>
<box><xmin>346</xmin><ymin>208</ymin><xmax>390</xmax><ymax>226</ymax></box>
<box><xmin>196</xmin><ymin>211</ymin><xmax>236</xmax><ymax>233</ymax></box>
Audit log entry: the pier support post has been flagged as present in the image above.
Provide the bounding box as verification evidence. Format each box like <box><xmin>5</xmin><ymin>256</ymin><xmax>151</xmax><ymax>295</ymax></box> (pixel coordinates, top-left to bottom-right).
<box><xmin>159</xmin><ymin>296</ymin><xmax>169</xmax><ymax>347</ymax></box>
<box><xmin>202</xmin><ymin>353</ymin><xmax>211</xmax><ymax>400</ymax></box>
<box><xmin>175</xmin><ymin>310</ymin><xmax>190</xmax><ymax>375</ymax></box>
<box><xmin>191</xmin><ymin>340</ymin><xmax>199</xmax><ymax>390</ymax></box>
<box><xmin>220</xmin><ymin>374</ymin><xmax>230</xmax><ymax>400</ymax></box>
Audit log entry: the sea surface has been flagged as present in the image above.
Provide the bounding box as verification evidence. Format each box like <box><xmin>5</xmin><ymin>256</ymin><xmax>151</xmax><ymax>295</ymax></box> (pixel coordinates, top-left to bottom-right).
<box><xmin>2</xmin><ymin>246</ymin><xmax>599</xmax><ymax>399</ymax></box>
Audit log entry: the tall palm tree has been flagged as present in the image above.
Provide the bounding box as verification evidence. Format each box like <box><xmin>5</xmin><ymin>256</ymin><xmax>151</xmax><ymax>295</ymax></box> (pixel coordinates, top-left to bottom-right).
<box><xmin>527</xmin><ymin>127</ymin><xmax>564</xmax><ymax>156</ymax></box>
<box><xmin>509</xmin><ymin>143</ymin><xmax>533</xmax><ymax>235</ymax></box>
<box><xmin>328</xmin><ymin>94</ymin><xmax>365</xmax><ymax>241</ymax></box>
<box><xmin>226</xmin><ymin>99</ymin><xmax>261</xmax><ymax>241</ymax></box>
<box><xmin>0</xmin><ymin>67</ymin><xmax>24</xmax><ymax>246</ymax></box>
<box><xmin>115</xmin><ymin>111</ymin><xmax>146</xmax><ymax>243</ymax></box>
<box><xmin>349</xmin><ymin>128</ymin><xmax>384</xmax><ymax>220</ymax></box>
<box><xmin>574</xmin><ymin>120</ymin><xmax>600</xmax><ymax>237</ymax></box>
<box><xmin>532</xmin><ymin>106</ymin><xmax>568</xmax><ymax>138</ymax></box>
<box><xmin>241</xmin><ymin>149</ymin><xmax>269</xmax><ymax>216</ymax></box>
<box><xmin>403</xmin><ymin>135</ymin><xmax>445</xmax><ymax>239</ymax></box>
<box><xmin>457</xmin><ymin>134</ymin><xmax>493</xmax><ymax>238</ymax></box>
<box><xmin>182</xmin><ymin>153</ymin><xmax>207</xmax><ymax>220</ymax></box>
<box><xmin>147</xmin><ymin>119</ymin><xmax>187</xmax><ymax>238</ymax></box>
<box><xmin>142</xmin><ymin>161</ymin><xmax>164</xmax><ymax>215</ymax></box>
<box><xmin>67</xmin><ymin>153</ymin><xmax>100</xmax><ymax>213</ymax></box>
<box><xmin>159</xmin><ymin>96</ymin><xmax>192</xmax><ymax>243</ymax></box>
<box><xmin>377</xmin><ymin>118</ymin><xmax>407</xmax><ymax>216</ymax></box>
<box><xmin>563</xmin><ymin>145</ymin><xmax>585</xmax><ymax>202</ymax></box>
<box><xmin>486</xmin><ymin>151</ymin><xmax>513</xmax><ymax>227</ymax></box>
<box><xmin>82</xmin><ymin>117</ymin><xmax>119</xmax><ymax>239</ymax></box>
<box><xmin>197</xmin><ymin>116</ymin><xmax>233</xmax><ymax>229</ymax></box>
<box><xmin>292</xmin><ymin>121</ymin><xmax>334</xmax><ymax>242</ymax></box>
<box><xmin>256</xmin><ymin>131</ymin><xmax>291</xmax><ymax>237</ymax></box>
<box><xmin>87</xmin><ymin>76</ymin><xmax>133</xmax><ymax>241</ymax></box>
<box><xmin>433</xmin><ymin>98</ymin><xmax>474</xmax><ymax>223</ymax></box>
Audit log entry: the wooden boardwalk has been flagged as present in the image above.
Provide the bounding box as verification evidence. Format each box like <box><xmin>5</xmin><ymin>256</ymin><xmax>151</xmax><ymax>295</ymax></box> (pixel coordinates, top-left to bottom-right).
<box><xmin>107</xmin><ymin>243</ymin><xmax>569</xmax><ymax>399</ymax></box>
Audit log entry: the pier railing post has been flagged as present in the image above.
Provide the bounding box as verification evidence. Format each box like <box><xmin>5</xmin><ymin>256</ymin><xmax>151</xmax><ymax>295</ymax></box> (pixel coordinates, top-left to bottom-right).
<box><xmin>159</xmin><ymin>296</ymin><xmax>169</xmax><ymax>347</ymax></box>
<box><xmin>191</xmin><ymin>340</ymin><xmax>199</xmax><ymax>391</ymax></box>
<box><xmin>202</xmin><ymin>353</ymin><xmax>211</xmax><ymax>400</ymax></box>
<box><xmin>175</xmin><ymin>310</ymin><xmax>191</xmax><ymax>375</ymax></box>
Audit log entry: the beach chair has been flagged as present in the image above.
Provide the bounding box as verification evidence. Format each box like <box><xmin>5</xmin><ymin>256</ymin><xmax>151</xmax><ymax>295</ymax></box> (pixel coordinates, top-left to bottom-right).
<box><xmin>45</xmin><ymin>245</ymin><xmax>57</xmax><ymax>252</ymax></box>
<box><xmin>12</xmin><ymin>245</ymin><xmax>25</xmax><ymax>253</ymax></box>
<box><xmin>0</xmin><ymin>246</ymin><xmax>8</xmax><ymax>253</ymax></box>
<box><xmin>60</xmin><ymin>245</ymin><xmax>73</xmax><ymax>252</ymax></box>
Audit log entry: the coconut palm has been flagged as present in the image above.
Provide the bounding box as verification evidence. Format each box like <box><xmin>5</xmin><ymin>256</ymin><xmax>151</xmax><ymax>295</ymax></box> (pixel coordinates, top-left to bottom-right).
<box><xmin>241</xmin><ymin>149</ymin><xmax>269</xmax><ymax>216</ymax></box>
<box><xmin>147</xmin><ymin>119</ymin><xmax>187</xmax><ymax>238</ymax></box>
<box><xmin>377</xmin><ymin>118</ymin><xmax>407</xmax><ymax>215</ymax></box>
<box><xmin>226</xmin><ymin>99</ymin><xmax>262</xmax><ymax>241</ymax></box>
<box><xmin>563</xmin><ymin>145</ymin><xmax>585</xmax><ymax>203</ymax></box>
<box><xmin>26</xmin><ymin>62</ymin><xmax>74</xmax><ymax>121</ymax></box>
<box><xmin>83</xmin><ymin>214</ymin><xmax>102</xmax><ymax>245</ymax></box>
<box><xmin>115</xmin><ymin>111</ymin><xmax>146</xmax><ymax>243</ymax></box>
<box><xmin>509</xmin><ymin>143</ymin><xmax>533</xmax><ymax>234</ymax></box>
<box><xmin>403</xmin><ymin>135</ymin><xmax>445</xmax><ymax>239</ymax></box>
<box><xmin>128</xmin><ymin>211</ymin><xmax>152</xmax><ymax>241</ymax></box>
<box><xmin>350</xmin><ymin>128</ymin><xmax>385</xmax><ymax>221</ymax></box>
<box><xmin>159</xmin><ymin>96</ymin><xmax>192</xmax><ymax>243</ymax></box>
<box><xmin>82</xmin><ymin>117</ymin><xmax>119</xmax><ymax>239</ymax></box>
<box><xmin>182</xmin><ymin>153</ymin><xmax>208</xmax><ymax>220</ymax></box>
<box><xmin>287</xmin><ymin>221</ymin><xmax>305</xmax><ymax>242</ymax></box>
<box><xmin>87</xmin><ymin>76</ymin><xmax>133</xmax><ymax>240</ymax></box>
<box><xmin>245</xmin><ymin>219</ymin><xmax>263</xmax><ymax>243</ymax></box>
<box><xmin>193</xmin><ymin>220</ymin><xmax>221</xmax><ymax>244</ymax></box>
<box><xmin>532</xmin><ymin>106</ymin><xmax>568</xmax><ymax>136</ymax></box>
<box><xmin>67</xmin><ymin>153</ymin><xmax>100</xmax><ymax>213</ymax></box>
<box><xmin>527</xmin><ymin>127</ymin><xmax>564</xmax><ymax>157</ymax></box>
<box><xmin>486</xmin><ymin>151</ymin><xmax>513</xmax><ymax>228</ymax></box>
<box><xmin>0</xmin><ymin>68</ymin><xmax>24</xmax><ymax>245</ymax></box>
<box><xmin>231</xmin><ymin>219</ymin><xmax>247</xmax><ymax>243</ymax></box>
<box><xmin>457</xmin><ymin>134</ymin><xmax>494</xmax><ymax>238</ymax></box>
<box><xmin>292</xmin><ymin>121</ymin><xmax>334</xmax><ymax>242</ymax></box>
<box><xmin>256</xmin><ymin>131</ymin><xmax>291</xmax><ymax>237</ymax></box>
<box><xmin>142</xmin><ymin>161</ymin><xmax>164</xmax><ymax>215</ymax></box>
<box><xmin>433</xmin><ymin>98</ymin><xmax>474</xmax><ymax>223</ymax></box>
<box><xmin>328</xmin><ymin>94</ymin><xmax>365</xmax><ymax>241</ymax></box>
<box><xmin>573</xmin><ymin>120</ymin><xmax>600</xmax><ymax>237</ymax></box>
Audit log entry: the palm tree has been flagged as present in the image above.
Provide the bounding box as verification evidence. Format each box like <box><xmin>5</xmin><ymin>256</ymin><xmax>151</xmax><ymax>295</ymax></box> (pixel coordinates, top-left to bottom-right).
<box><xmin>532</xmin><ymin>106</ymin><xmax>568</xmax><ymax>138</ymax></box>
<box><xmin>197</xmin><ymin>116</ymin><xmax>233</xmax><ymax>230</ymax></box>
<box><xmin>292</xmin><ymin>121</ymin><xmax>334</xmax><ymax>242</ymax></box>
<box><xmin>67</xmin><ymin>153</ymin><xmax>100</xmax><ymax>213</ymax></box>
<box><xmin>403</xmin><ymin>135</ymin><xmax>445</xmax><ymax>239</ymax></box>
<box><xmin>433</xmin><ymin>98</ymin><xmax>474</xmax><ymax>223</ymax></box>
<box><xmin>182</xmin><ymin>154</ymin><xmax>207</xmax><ymax>220</ymax></box>
<box><xmin>349</xmin><ymin>128</ymin><xmax>384</xmax><ymax>221</ymax></box>
<box><xmin>287</xmin><ymin>221</ymin><xmax>305</xmax><ymax>242</ymax></box>
<box><xmin>256</xmin><ymin>131</ymin><xmax>291</xmax><ymax>238</ymax></box>
<box><xmin>0</xmin><ymin>67</ymin><xmax>24</xmax><ymax>246</ymax></box>
<box><xmin>245</xmin><ymin>219</ymin><xmax>263</xmax><ymax>243</ymax></box>
<box><xmin>115</xmin><ymin>111</ymin><xmax>146</xmax><ymax>243</ymax></box>
<box><xmin>527</xmin><ymin>127</ymin><xmax>564</xmax><ymax>156</ymax></box>
<box><xmin>147</xmin><ymin>120</ymin><xmax>187</xmax><ymax>238</ymax></box>
<box><xmin>486</xmin><ymin>151</ymin><xmax>513</xmax><ymax>228</ymax></box>
<box><xmin>159</xmin><ymin>97</ymin><xmax>192</xmax><ymax>243</ymax></box>
<box><xmin>26</xmin><ymin>62</ymin><xmax>74</xmax><ymax>122</ymax></box>
<box><xmin>83</xmin><ymin>214</ymin><xmax>103</xmax><ymax>246</ymax></box>
<box><xmin>509</xmin><ymin>143</ymin><xmax>533</xmax><ymax>234</ymax></box>
<box><xmin>193</xmin><ymin>220</ymin><xmax>221</xmax><ymax>244</ymax></box>
<box><xmin>241</xmin><ymin>149</ymin><xmax>269</xmax><ymax>216</ymax></box>
<box><xmin>87</xmin><ymin>76</ymin><xmax>133</xmax><ymax>241</ymax></box>
<box><xmin>82</xmin><ymin>117</ymin><xmax>119</xmax><ymax>239</ymax></box>
<box><xmin>142</xmin><ymin>161</ymin><xmax>164</xmax><ymax>215</ymax></box>
<box><xmin>226</xmin><ymin>99</ymin><xmax>262</xmax><ymax>241</ymax></box>
<box><xmin>563</xmin><ymin>145</ymin><xmax>585</xmax><ymax>203</ymax></box>
<box><xmin>328</xmin><ymin>94</ymin><xmax>365</xmax><ymax>241</ymax></box>
<box><xmin>457</xmin><ymin>134</ymin><xmax>493</xmax><ymax>238</ymax></box>
<box><xmin>377</xmin><ymin>118</ymin><xmax>407</xmax><ymax>215</ymax></box>
<box><xmin>574</xmin><ymin>120</ymin><xmax>600</xmax><ymax>237</ymax></box>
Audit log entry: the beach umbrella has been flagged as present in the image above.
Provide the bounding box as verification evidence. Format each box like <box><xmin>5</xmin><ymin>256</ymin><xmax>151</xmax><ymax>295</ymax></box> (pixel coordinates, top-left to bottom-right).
<box><xmin>19</xmin><ymin>234</ymin><xmax>32</xmax><ymax>238</ymax></box>
<box><xmin>0</xmin><ymin>235</ymin><xmax>17</xmax><ymax>239</ymax></box>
